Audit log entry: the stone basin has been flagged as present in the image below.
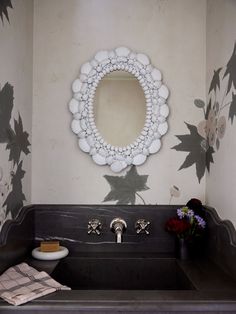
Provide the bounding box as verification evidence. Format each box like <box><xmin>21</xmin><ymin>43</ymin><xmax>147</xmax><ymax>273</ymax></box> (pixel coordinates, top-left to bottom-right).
<box><xmin>51</xmin><ymin>256</ymin><xmax>195</xmax><ymax>290</ymax></box>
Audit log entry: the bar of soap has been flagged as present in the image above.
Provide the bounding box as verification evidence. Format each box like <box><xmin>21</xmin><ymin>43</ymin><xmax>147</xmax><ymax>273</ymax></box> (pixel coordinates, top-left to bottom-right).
<box><xmin>40</xmin><ymin>241</ymin><xmax>60</xmax><ymax>252</ymax></box>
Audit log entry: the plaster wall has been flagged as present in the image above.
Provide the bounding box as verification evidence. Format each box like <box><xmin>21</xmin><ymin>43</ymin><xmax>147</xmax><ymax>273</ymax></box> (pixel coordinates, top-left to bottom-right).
<box><xmin>32</xmin><ymin>0</ymin><xmax>206</xmax><ymax>205</ymax></box>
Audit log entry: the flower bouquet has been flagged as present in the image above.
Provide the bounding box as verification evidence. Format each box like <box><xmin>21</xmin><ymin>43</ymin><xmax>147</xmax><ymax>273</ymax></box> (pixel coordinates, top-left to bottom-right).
<box><xmin>165</xmin><ymin>199</ymin><xmax>206</xmax><ymax>259</ymax></box>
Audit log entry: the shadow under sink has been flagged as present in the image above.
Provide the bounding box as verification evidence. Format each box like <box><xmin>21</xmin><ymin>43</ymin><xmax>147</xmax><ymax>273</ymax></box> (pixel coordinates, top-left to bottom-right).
<box><xmin>51</xmin><ymin>256</ymin><xmax>195</xmax><ymax>290</ymax></box>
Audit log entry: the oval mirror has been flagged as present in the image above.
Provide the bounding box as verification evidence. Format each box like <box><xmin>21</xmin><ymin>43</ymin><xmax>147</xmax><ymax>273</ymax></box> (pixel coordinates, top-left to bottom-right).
<box><xmin>69</xmin><ymin>47</ymin><xmax>170</xmax><ymax>173</ymax></box>
<box><xmin>93</xmin><ymin>71</ymin><xmax>146</xmax><ymax>147</ymax></box>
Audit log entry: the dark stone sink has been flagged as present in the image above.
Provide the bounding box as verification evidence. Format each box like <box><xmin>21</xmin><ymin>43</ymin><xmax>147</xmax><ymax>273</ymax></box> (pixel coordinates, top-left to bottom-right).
<box><xmin>51</xmin><ymin>256</ymin><xmax>195</xmax><ymax>290</ymax></box>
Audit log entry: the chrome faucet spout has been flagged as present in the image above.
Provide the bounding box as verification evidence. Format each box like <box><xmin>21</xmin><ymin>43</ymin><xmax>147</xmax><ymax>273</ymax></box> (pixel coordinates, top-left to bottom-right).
<box><xmin>110</xmin><ymin>218</ymin><xmax>127</xmax><ymax>243</ymax></box>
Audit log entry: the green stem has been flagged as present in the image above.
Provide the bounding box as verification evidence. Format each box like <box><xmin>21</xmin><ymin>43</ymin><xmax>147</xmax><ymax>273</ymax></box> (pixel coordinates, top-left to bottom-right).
<box><xmin>135</xmin><ymin>192</ymin><xmax>146</xmax><ymax>205</ymax></box>
<box><xmin>202</xmin><ymin>107</ymin><xmax>206</xmax><ymax>117</ymax></box>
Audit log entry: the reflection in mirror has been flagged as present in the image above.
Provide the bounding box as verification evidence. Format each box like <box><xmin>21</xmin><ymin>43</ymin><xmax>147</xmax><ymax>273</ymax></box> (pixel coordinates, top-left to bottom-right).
<box><xmin>94</xmin><ymin>71</ymin><xmax>146</xmax><ymax>147</ymax></box>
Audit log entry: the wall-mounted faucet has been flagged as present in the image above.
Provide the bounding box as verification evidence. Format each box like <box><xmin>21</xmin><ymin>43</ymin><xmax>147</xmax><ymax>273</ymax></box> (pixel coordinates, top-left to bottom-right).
<box><xmin>110</xmin><ymin>218</ymin><xmax>127</xmax><ymax>243</ymax></box>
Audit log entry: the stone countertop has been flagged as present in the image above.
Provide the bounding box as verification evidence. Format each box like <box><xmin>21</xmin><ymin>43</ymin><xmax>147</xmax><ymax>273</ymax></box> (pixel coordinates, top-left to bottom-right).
<box><xmin>1</xmin><ymin>255</ymin><xmax>236</xmax><ymax>313</ymax></box>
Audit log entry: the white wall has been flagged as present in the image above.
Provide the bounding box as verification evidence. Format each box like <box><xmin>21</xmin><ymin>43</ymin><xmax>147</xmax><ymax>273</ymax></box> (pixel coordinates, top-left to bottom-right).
<box><xmin>32</xmin><ymin>0</ymin><xmax>206</xmax><ymax>205</ymax></box>
<box><xmin>0</xmin><ymin>0</ymin><xmax>33</xmax><ymax>226</ymax></box>
<box><xmin>206</xmin><ymin>0</ymin><xmax>236</xmax><ymax>225</ymax></box>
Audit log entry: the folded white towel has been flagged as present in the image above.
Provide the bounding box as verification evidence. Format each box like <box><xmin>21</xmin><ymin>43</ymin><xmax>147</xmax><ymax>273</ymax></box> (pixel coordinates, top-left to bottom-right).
<box><xmin>0</xmin><ymin>262</ymin><xmax>70</xmax><ymax>306</ymax></box>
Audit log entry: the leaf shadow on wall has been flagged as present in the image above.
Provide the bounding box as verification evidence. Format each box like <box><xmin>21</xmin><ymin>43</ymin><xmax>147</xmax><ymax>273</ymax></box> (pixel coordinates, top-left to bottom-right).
<box><xmin>0</xmin><ymin>82</ymin><xmax>30</xmax><ymax>222</ymax></box>
<box><xmin>103</xmin><ymin>166</ymin><xmax>149</xmax><ymax>205</ymax></box>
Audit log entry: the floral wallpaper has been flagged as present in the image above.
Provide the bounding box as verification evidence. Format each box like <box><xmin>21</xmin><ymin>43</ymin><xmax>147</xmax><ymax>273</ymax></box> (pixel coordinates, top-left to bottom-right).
<box><xmin>173</xmin><ymin>42</ymin><xmax>236</xmax><ymax>183</ymax></box>
<box><xmin>0</xmin><ymin>83</ymin><xmax>31</xmax><ymax>226</ymax></box>
<box><xmin>102</xmin><ymin>43</ymin><xmax>236</xmax><ymax>204</ymax></box>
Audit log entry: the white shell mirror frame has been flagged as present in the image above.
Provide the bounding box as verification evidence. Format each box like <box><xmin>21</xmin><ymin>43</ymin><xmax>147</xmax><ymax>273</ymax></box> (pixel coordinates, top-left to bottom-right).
<box><xmin>69</xmin><ymin>47</ymin><xmax>170</xmax><ymax>173</ymax></box>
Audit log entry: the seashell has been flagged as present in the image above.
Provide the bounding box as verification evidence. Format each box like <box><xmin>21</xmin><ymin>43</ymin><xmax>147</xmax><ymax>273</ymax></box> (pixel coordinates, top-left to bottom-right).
<box><xmin>158</xmin><ymin>122</ymin><xmax>168</xmax><ymax>135</ymax></box>
<box><xmin>74</xmin><ymin>93</ymin><xmax>83</xmax><ymax>101</ymax></box>
<box><xmin>158</xmin><ymin>85</ymin><xmax>169</xmax><ymax>99</ymax></box>
<box><xmin>149</xmin><ymin>139</ymin><xmax>161</xmax><ymax>154</ymax></box>
<box><xmin>115</xmin><ymin>47</ymin><xmax>130</xmax><ymax>57</ymax></box>
<box><xmin>146</xmin><ymin>65</ymin><xmax>153</xmax><ymax>73</ymax></box>
<box><xmin>81</xmin><ymin>62</ymin><xmax>92</xmax><ymax>75</ymax></box>
<box><xmin>158</xmin><ymin>97</ymin><xmax>166</xmax><ymax>104</ymax></box>
<box><xmin>133</xmin><ymin>154</ymin><xmax>147</xmax><ymax>166</ymax></box>
<box><xmin>82</xmin><ymin>94</ymin><xmax>88</xmax><ymax>101</ymax></box>
<box><xmin>125</xmin><ymin>156</ymin><xmax>133</xmax><ymax>165</ymax></box>
<box><xmin>158</xmin><ymin>116</ymin><xmax>166</xmax><ymax>123</ymax></box>
<box><xmin>87</xmin><ymin>135</ymin><xmax>95</xmax><ymax>147</ymax></box>
<box><xmin>151</xmin><ymin>68</ymin><xmax>162</xmax><ymax>81</ymax></box>
<box><xmin>110</xmin><ymin>160</ymin><xmax>126</xmax><ymax>173</ymax></box>
<box><xmin>115</xmin><ymin>154</ymin><xmax>125</xmax><ymax>161</ymax></box>
<box><xmin>72</xmin><ymin>79</ymin><xmax>82</xmax><ymax>93</ymax></box>
<box><xmin>91</xmin><ymin>59</ymin><xmax>98</xmax><ymax>67</ymax></box>
<box><xmin>99</xmin><ymin>148</ymin><xmax>108</xmax><ymax>157</ymax></box>
<box><xmin>151</xmin><ymin>124</ymin><xmax>158</xmax><ymax>132</ymax></box>
<box><xmin>101</xmin><ymin>59</ymin><xmax>110</xmax><ymax>67</ymax></box>
<box><xmin>160</xmin><ymin>104</ymin><xmax>170</xmax><ymax>118</ymax></box>
<box><xmin>154</xmin><ymin>81</ymin><xmax>162</xmax><ymax>88</ymax></box>
<box><xmin>142</xmin><ymin>148</ymin><xmax>149</xmax><ymax>156</ymax></box>
<box><xmin>145</xmin><ymin>137</ymin><xmax>153</xmax><ymax>147</ymax></box>
<box><xmin>92</xmin><ymin>153</ymin><xmax>106</xmax><ymax>165</ymax></box>
<box><xmin>108</xmin><ymin>50</ymin><xmax>116</xmax><ymax>58</ymax></box>
<box><xmin>69</xmin><ymin>98</ymin><xmax>79</xmax><ymax>114</ymax></box>
<box><xmin>78</xmin><ymin>138</ymin><xmax>90</xmax><ymax>153</ymax></box>
<box><xmin>137</xmin><ymin>53</ymin><xmax>150</xmax><ymax>66</ymax></box>
<box><xmin>78</xmin><ymin>101</ymin><xmax>85</xmax><ymax>113</ymax></box>
<box><xmin>78</xmin><ymin>130</ymin><xmax>86</xmax><ymax>138</ymax></box>
<box><xmin>80</xmin><ymin>74</ymin><xmax>87</xmax><ymax>82</ymax></box>
<box><xmin>129</xmin><ymin>52</ymin><xmax>136</xmax><ymax>60</ymax></box>
<box><xmin>106</xmin><ymin>155</ymin><xmax>114</xmax><ymax>165</ymax></box>
<box><xmin>80</xmin><ymin>83</ymin><xmax>88</xmax><ymax>94</ymax></box>
<box><xmin>71</xmin><ymin>120</ymin><xmax>82</xmax><ymax>134</ymax></box>
<box><xmin>154</xmin><ymin>131</ymin><xmax>161</xmax><ymax>139</ymax></box>
<box><xmin>95</xmin><ymin>50</ymin><xmax>109</xmax><ymax>62</ymax></box>
<box><xmin>89</xmin><ymin>147</ymin><xmax>97</xmax><ymax>156</ymax></box>
<box><xmin>73</xmin><ymin>112</ymin><xmax>81</xmax><ymax>120</ymax></box>
<box><xmin>80</xmin><ymin>119</ymin><xmax>87</xmax><ymax>130</ymax></box>
<box><xmin>86</xmin><ymin>128</ymin><xmax>92</xmax><ymax>135</ymax></box>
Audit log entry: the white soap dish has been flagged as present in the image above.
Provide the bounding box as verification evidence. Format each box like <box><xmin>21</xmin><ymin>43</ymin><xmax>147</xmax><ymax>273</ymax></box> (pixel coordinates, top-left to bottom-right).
<box><xmin>32</xmin><ymin>246</ymin><xmax>69</xmax><ymax>261</ymax></box>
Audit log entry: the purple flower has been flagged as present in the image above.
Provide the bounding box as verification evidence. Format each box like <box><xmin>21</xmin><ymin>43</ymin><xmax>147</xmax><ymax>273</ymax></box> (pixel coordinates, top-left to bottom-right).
<box><xmin>177</xmin><ymin>207</ymin><xmax>194</xmax><ymax>219</ymax></box>
<box><xmin>187</xmin><ymin>209</ymin><xmax>194</xmax><ymax>218</ymax></box>
<box><xmin>177</xmin><ymin>208</ymin><xmax>184</xmax><ymax>219</ymax></box>
<box><xmin>195</xmin><ymin>215</ymin><xmax>206</xmax><ymax>228</ymax></box>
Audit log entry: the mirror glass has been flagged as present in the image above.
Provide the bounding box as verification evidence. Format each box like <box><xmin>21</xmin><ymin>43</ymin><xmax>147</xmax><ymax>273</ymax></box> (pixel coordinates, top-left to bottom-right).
<box><xmin>93</xmin><ymin>71</ymin><xmax>146</xmax><ymax>147</ymax></box>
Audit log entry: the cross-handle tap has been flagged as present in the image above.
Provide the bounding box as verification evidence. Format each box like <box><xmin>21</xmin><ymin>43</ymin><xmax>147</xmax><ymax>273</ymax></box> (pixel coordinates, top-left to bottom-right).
<box><xmin>88</xmin><ymin>219</ymin><xmax>102</xmax><ymax>235</ymax></box>
<box><xmin>110</xmin><ymin>218</ymin><xmax>127</xmax><ymax>243</ymax></box>
<box><xmin>135</xmin><ymin>219</ymin><xmax>150</xmax><ymax>234</ymax></box>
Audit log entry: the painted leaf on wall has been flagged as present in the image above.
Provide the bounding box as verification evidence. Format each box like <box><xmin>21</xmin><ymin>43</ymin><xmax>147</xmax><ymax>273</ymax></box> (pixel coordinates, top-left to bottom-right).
<box><xmin>6</xmin><ymin>114</ymin><xmax>30</xmax><ymax>165</ymax></box>
<box><xmin>3</xmin><ymin>161</ymin><xmax>26</xmax><ymax>219</ymax></box>
<box><xmin>223</xmin><ymin>42</ymin><xmax>236</xmax><ymax>95</ymax></box>
<box><xmin>103</xmin><ymin>166</ymin><xmax>149</xmax><ymax>205</ymax></box>
<box><xmin>229</xmin><ymin>92</ymin><xmax>236</xmax><ymax>124</ymax></box>
<box><xmin>208</xmin><ymin>68</ymin><xmax>222</xmax><ymax>94</ymax></box>
<box><xmin>0</xmin><ymin>0</ymin><xmax>12</xmax><ymax>24</ymax></box>
<box><xmin>172</xmin><ymin>123</ymin><xmax>214</xmax><ymax>183</ymax></box>
<box><xmin>0</xmin><ymin>82</ymin><xmax>14</xmax><ymax>143</ymax></box>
